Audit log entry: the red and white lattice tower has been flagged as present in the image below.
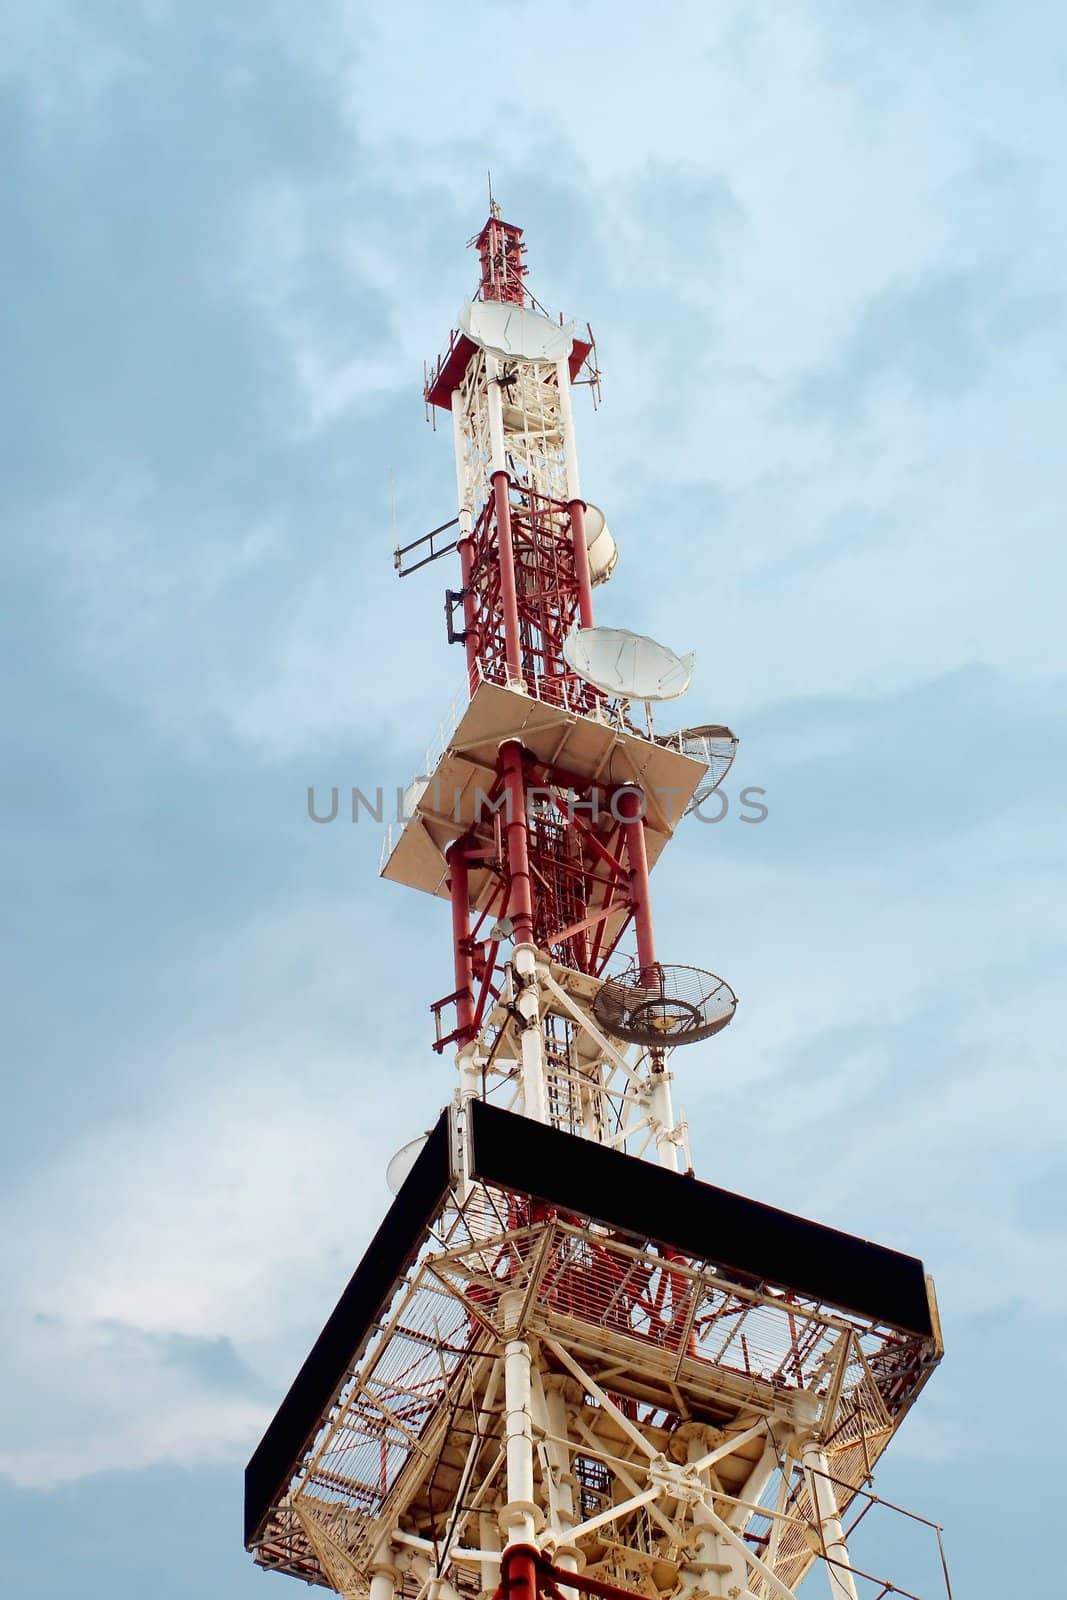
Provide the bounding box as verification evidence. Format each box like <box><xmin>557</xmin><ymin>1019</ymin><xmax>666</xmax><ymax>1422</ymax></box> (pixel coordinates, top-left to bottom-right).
<box><xmin>245</xmin><ymin>207</ymin><xmax>946</xmax><ymax>1600</ymax></box>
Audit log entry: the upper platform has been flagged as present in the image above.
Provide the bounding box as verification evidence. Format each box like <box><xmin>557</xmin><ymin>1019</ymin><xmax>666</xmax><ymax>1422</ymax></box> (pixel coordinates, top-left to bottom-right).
<box><xmin>380</xmin><ymin>674</ymin><xmax>708</xmax><ymax>905</ymax></box>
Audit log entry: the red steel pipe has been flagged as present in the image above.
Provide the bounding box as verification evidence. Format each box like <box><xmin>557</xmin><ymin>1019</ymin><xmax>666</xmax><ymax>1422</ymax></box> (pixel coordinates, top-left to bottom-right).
<box><xmin>447</xmin><ymin>841</ymin><xmax>476</xmax><ymax>1042</ymax></box>
<box><xmin>493</xmin><ymin>471</ymin><xmax>524</xmax><ymax>684</ymax></box>
<box><xmin>568</xmin><ymin>498</ymin><xmax>595</xmax><ymax>630</ymax></box>
<box><xmin>499</xmin><ymin>1547</ymin><xmax>651</xmax><ymax>1600</ymax></box>
<box><xmin>616</xmin><ymin>786</ymin><xmax>657</xmax><ymax>976</ymax></box>
<box><xmin>500</xmin><ymin>1547</ymin><xmax>539</xmax><ymax>1600</ymax></box>
<box><xmin>458</xmin><ymin>533</ymin><xmax>480</xmax><ymax>694</ymax></box>
<box><xmin>501</xmin><ymin>741</ymin><xmax>534</xmax><ymax>945</ymax></box>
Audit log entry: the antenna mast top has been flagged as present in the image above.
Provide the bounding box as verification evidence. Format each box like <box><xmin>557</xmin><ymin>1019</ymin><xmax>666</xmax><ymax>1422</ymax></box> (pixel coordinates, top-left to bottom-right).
<box><xmin>473</xmin><ymin>207</ymin><xmax>527</xmax><ymax>305</ymax></box>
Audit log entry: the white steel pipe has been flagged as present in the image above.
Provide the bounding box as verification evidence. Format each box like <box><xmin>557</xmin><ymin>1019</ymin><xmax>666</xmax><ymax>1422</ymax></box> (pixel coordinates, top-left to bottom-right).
<box><xmin>501</xmin><ymin>1293</ymin><xmax>537</xmax><ymax>1545</ymax></box>
<box><xmin>519</xmin><ymin>997</ymin><xmax>547</xmax><ymax>1122</ymax></box>
<box><xmin>541</xmin><ymin>1378</ymin><xmax>578</xmax><ymax>1594</ymax></box>
<box><xmin>648</xmin><ymin>1069</ymin><xmax>679</xmax><ymax>1171</ymax></box>
<box><xmin>800</xmin><ymin>1440</ymin><xmax>860</xmax><ymax>1600</ymax></box>
<box><xmin>725</xmin><ymin>1437</ymin><xmax>779</xmax><ymax>1530</ymax></box>
<box><xmin>479</xmin><ymin>1513</ymin><xmax>502</xmax><ymax>1592</ymax></box>
<box><xmin>555</xmin><ymin>357</ymin><xmax>581</xmax><ymax>503</ymax></box>
<box><xmin>451</xmin><ymin>395</ymin><xmax>475</xmax><ymax>535</ymax></box>
<box><xmin>514</xmin><ymin>946</ymin><xmax>547</xmax><ymax>1123</ymax></box>
<box><xmin>458</xmin><ymin>1047</ymin><xmax>481</xmax><ymax>1107</ymax></box>
<box><xmin>682</xmin><ymin>1434</ymin><xmax>745</xmax><ymax>1599</ymax></box>
<box><xmin>391</xmin><ymin>1529</ymin><xmax>501</xmax><ymax>1566</ymax></box>
<box><xmin>485</xmin><ymin>354</ymin><xmax>507</xmax><ymax>474</ymax></box>
<box><xmin>689</xmin><ymin>1501</ymin><xmax>800</xmax><ymax>1600</ymax></box>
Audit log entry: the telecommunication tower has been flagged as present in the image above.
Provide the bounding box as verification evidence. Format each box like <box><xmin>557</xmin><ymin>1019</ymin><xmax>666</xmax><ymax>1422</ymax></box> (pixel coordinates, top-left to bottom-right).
<box><xmin>246</xmin><ymin>208</ymin><xmax>946</xmax><ymax>1600</ymax></box>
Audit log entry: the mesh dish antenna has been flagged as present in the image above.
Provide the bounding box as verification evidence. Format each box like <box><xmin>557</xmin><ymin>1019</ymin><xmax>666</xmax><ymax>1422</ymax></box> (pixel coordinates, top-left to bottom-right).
<box><xmin>655</xmin><ymin>723</ymin><xmax>738</xmax><ymax>813</ymax></box>
<box><xmin>593</xmin><ymin>963</ymin><xmax>737</xmax><ymax>1047</ymax></box>
<box><xmin>563</xmin><ymin>625</ymin><xmax>695</xmax><ymax>701</ymax></box>
<box><xmin>459</xmin><ymin>298</ymin><xmax>575</xmax><ymax>364</ymax></box>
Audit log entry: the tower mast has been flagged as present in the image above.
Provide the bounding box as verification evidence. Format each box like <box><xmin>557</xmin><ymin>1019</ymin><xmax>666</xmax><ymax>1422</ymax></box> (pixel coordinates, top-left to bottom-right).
<box><xmin>246</xmin><ymin>208</ymin><xmax>945</xmax><ymax>1600</ymax></box>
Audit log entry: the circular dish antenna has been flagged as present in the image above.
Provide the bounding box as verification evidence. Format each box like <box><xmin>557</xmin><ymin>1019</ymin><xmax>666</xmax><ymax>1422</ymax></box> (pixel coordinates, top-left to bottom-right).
<box><xmin>584</xmin><ymin>504</ymin><xmax>618</xmax><ymax>588</ymax></box>
<box><xmin>593</xmin><ymin>963</ymin><xmax>737</xmax><ymax>1047</ymax></box>
<box><xmin>563</xmin><ymin>626</ymin><xmax>695</xmax><ymax>701</ymax></box>
<box><xmin>459</xmin><ymin>299</ymin><xmax>575</xmax><ymax>364</ymax></box>
<box><xmin>386</xmin><ymin>1133</ymin><xmax>428</xmax><ymax>1194</ymax></box>
<box><xmin>655</xmin><ymin>724</ymin><xmax>738</xmax><ymax>814</ymax></box>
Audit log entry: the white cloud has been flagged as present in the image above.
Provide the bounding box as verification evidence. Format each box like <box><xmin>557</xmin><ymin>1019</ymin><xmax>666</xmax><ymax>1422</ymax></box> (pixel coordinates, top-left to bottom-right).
<box><xmin>0</xmin><ymin>1310</ymin><xmax>267</xmax><ymax>1488</ymax></box>
<box><xmin>0</xmin><ymin>894</ymin><xmax>443</xmax><ymax>1487</ymax></box>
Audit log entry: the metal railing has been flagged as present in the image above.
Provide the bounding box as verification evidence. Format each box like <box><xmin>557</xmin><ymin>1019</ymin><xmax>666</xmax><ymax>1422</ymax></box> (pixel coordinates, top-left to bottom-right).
<box><xmin>378</xmin><ymin>661</ymin><xmax>660</xmax><ymax>870</ymax></box>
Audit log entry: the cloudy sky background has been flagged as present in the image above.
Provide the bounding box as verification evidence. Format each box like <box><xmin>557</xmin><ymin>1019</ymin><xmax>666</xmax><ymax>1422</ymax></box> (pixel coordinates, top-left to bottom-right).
<box><xmin>2</xmin><ymin>2</ymin><xmax>1065</xmax><ymax>1595</ymax></box>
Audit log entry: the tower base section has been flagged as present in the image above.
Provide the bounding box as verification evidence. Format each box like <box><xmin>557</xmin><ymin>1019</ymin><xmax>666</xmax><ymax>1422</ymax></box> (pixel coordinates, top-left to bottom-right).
<box><xmin>246</xmin><ymin>1105</ymin><xmax>941</xmax><ymax>1597</ymax></box>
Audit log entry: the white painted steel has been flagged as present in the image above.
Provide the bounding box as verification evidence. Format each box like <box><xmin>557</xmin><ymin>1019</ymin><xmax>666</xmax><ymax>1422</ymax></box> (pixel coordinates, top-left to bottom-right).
<box><xmin>513</xmin><ymin>945</ymin><xmax>548</xmax><ymax>1123</ymax></box>
<box><xmin>726</xmin><ymin>1437</ymin><xmax>780</xmax><ymax>1530</ymax></box>
<box><xmin>541</xmin><ymin>1377</ymin><xmax>578</xmax><ymax>1590</ymax></box>
<box><xmin>462</xmin><ymin>298</ymin><xmax>575</xmax><ymax>363</ymax></box>
<box><xmin>369</xmin><ymin>1566</ymin><xmax>396</xmax><ymax>1600</ymax></box>
<box><xmin>501</xmin><ymin>1291</ymin><xmax>537</xmax><ymax>1546</ymax></box>
<box><xmin>563</xmin><ymin>625</ymin><xmax>695</xmax><ymax>701</ymax></box>
<box><xmin>478</xmin><ymin>1513</ymin><xmax>501</xmax><ymax>1594</ymax></box>
<box><xmin>647</xmin><ymin>1066</ymin><xmax>680</xmax><ymax>1170</ymax></box>
<box><xmin>485</xmin><ymin>353</ymin><xmax>508</xmax><ymax>476</ymax></box>
<box><xmin>682</xmin><ymin>1433</ymin><xmax>747</xmax><ymax>1600</ymax></box>
<box><xmin>801</xmin><ymin>1440</ymin><xmax>861</xmax><ymax>1600</ymax></box>
<box><xmin>554</xmin><ymin>356</ymin><xmax>581</xmax><ymax>502</ymax></box>
<box><xmin>451</xmin><ymin>395</ymin><xmax>474</xmax><ymax>540</ymax></box>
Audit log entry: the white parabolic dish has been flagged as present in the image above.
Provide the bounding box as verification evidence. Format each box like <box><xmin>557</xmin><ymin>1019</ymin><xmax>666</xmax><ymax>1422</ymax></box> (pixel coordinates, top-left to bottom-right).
<box><xmin>562</xmin><ymin>626</ymin><xmax>695</xmax><ymax>702</ymax></box>
<box><xmin>386</xmin><ymin>1133</ymin><xmax>429</xmax><ymax>1195</ymax></box>
<box><xmin>459</xmin><ymin>298</ymin><xmax>575</xmax><ymax>364</ymax></box>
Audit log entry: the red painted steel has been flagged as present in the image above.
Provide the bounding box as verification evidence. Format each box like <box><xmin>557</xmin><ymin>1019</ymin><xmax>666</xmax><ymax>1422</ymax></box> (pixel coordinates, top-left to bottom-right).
<box><xmin>616</xmin><ymin>786</ymin><xmax>657</xmax><ymax>976</ymax></box>
<box><xmin>457</xmin><ymin>532</ymin><xmax>480</xmax><ymax>691</ymax></box>
<box><xmin>568</xmin><ymin>498</ymin><xmax>595</xmax><ymax>629</ymax></box>
<box><xmin>425</xmin><ymin>214</ymin><xmax>654</xmax><ymax>1026</ymax></box>
<box><xmin>501</xmin><ymin>741</ymin><xmax>535</xmax><ymax>946</ymax></box>
<box><xmin>475</xmin><ymin>214</ymin><xmax>527</xmax><ymax>306</ymax></box>
<box><xmin>493</xmin><ymin>472</ymin><xmax>524</xmax><ymax>684</ymax></box>
<box><xmin>498</xmin><ymin>1546</ymin><xmax>652</xmax><ymax>1600</ymax></box>
<box><xmin>447</xmin><ymin>842</ymin><xmax>476</xmax><ymax>1044</ymax></box>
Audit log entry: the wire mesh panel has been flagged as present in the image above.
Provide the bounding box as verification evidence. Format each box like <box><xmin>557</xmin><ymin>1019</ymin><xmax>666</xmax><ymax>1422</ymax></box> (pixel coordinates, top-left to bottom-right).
<box><xmin>654</xmin><ymin>724</ymin><xmax>738</xmax><ymax>813</ymax></box>
<box><xmin>593</xmin><ymin>962</ymin><xmax>737</xmax><ymax>1046</ymax></box>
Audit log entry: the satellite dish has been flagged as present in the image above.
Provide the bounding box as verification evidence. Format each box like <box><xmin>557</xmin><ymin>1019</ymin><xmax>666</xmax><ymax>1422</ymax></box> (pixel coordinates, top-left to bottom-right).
<box><xmin>562</xmin><ymin>626</ymin><xmax>695</xmax><ymax>702</ymax></box>
<box><xmin>583</xmin><ymin>504</ymin><xmax>618</xmax><ymax>588</ymax></box>
<box><xmin>386</xmin><ymin>1133</ymin><xmax>429</xmax><ymax>1195</ymax></box>
<box><xmin>459</xmin><ymin>299</ymin><xmax>575</xmax><ymax>364</ymax></box>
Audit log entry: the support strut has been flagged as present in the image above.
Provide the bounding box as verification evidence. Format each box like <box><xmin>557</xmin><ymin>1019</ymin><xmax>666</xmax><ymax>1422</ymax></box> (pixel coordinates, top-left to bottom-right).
<box><xmin>616</xmin><ymin>786</ymin><xmax>656</xmax><ymax>978</ymax></box>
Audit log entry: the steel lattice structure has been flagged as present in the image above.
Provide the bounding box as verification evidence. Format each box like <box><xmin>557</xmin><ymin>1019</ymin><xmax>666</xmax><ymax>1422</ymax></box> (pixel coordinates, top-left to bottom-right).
<box><xmin>246</xmin><ymin>208</ymin><xmax>945</xmax><ymax>1600</ymax></box>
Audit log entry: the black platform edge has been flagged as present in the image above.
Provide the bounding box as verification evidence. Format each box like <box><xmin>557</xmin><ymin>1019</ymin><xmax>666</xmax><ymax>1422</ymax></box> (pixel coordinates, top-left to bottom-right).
<box><xmin>468</xmin><ymin>1099</ymin><xmax>934</xmax><ymax>1339</ymax></box>
<box><xmin>244</xmin><ymin>1109</ymin><xmax>453</xmax><ymax>1549</ymax></box>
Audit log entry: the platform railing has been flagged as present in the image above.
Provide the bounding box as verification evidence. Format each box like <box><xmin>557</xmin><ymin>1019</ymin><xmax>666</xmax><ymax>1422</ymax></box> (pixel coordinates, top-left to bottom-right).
<box><xmin>378</xmin><ymin>661</ymin><xmax>655</xmax><ymax>870</ymax></box>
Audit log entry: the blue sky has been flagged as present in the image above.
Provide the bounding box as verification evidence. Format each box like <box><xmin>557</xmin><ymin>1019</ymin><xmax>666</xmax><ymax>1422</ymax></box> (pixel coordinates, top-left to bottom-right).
<box><xmin>2</xmin><ymin>2</ymin><xmax>1065</xmax><ymax>1595</ymax></box>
